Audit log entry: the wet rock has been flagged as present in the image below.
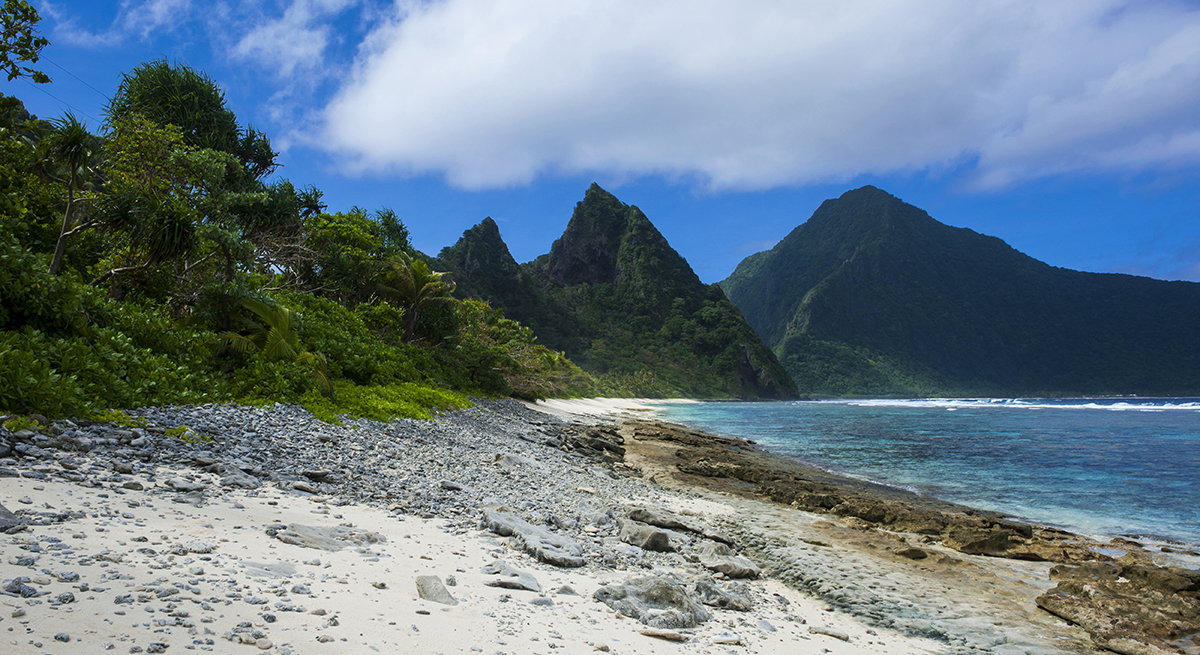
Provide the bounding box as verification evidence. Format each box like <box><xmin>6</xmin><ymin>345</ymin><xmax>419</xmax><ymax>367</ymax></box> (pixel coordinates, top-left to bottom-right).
<box><xmin>481</xmin><ymin>560</ymin><xmax>541</xmax><ymax>592</ymax></box>
<box><xmin>593</xmin><ymin>576</ymin><xmax>712</xmax><ymax>629</ymax></box>
<box><xmin>1036</xmin><ymin>561</ymin><xmax>1200</xmax><ymax>655</ymax></box>
<box><xmin>415</xmin><ymin>575</ymin><xmax>457</xmax><ymax>606</ymax></box>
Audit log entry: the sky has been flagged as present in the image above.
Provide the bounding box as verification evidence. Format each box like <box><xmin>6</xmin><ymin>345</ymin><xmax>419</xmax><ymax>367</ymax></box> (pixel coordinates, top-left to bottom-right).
<box><xmin>7</xmin><ymin>0</ymin><xmax>1200</xmax><ymax>283</ymax></box>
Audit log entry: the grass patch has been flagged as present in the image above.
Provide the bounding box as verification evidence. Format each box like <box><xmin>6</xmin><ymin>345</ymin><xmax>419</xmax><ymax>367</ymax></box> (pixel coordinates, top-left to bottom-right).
<box><xmin>295</xmin><ymin>381</ymin><xmax>471</xmax><ymax>424</ymax></box>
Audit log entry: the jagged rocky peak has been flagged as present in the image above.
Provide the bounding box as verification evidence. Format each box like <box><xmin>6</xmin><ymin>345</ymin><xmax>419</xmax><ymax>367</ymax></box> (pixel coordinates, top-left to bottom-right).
<box><xmin>545</xmin><ymin>183</ymin><xmax>631</xmax><ymax>286</ymax></box>
<box><xmin>440</xmin><ymin>216</ymin><xmax>519</xmax><ymax>282</ymax></box>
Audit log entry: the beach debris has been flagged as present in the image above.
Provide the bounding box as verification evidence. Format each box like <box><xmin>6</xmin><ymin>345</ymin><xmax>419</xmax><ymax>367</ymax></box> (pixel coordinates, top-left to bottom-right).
<box><xmin>810</xmin><ymin>626</ymin><xmax>850</xmax><ymax>641</ymax></box>
<box><xmin>638</xmin><ymin>628</ymin><xmax>689</xmax><ymax>642</ymax></box>
<box><xmin>593</xmin><ymin>576</ymin><xmax>712</xmax><ymax>629</ymax></box>
<box><xmin>481</xmin><ymin>560</ymin><xmax>541</xmax><ymax>592</ymax></box>
<box><xmin>415</xmin><ymin>575</ymin><xmax>457</xmax><ymax>606</ymax></box>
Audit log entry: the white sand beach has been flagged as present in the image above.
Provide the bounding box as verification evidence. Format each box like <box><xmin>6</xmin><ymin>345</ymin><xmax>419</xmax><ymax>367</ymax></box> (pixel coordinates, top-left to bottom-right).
<box><xmin>0</xmin><ymin>398</ymin><xmax>956</xmax><ymax>655</ymax></box>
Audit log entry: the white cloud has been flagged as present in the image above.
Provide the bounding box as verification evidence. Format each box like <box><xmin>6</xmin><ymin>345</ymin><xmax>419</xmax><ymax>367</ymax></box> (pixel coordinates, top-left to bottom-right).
<box><xmin>232</xmin><ymin>0</ymin><xmax>358</xmax><ymax>78</ymax></box>
<box><xmin>320</xmin><ymin>0</ymin><xmax>1200</xmax><ymax>190</ymax></box>
<box><xmin>46</xmin><ymin>0</ymin><xmax>192</xmax><ymax>47</ymax></box>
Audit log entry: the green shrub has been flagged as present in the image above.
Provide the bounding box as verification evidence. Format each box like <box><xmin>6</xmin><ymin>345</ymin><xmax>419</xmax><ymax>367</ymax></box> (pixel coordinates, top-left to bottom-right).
<box><xmin>296</xmin><ymin>380</ymin><xmax>470</xmax><ymax>424</ymax></box>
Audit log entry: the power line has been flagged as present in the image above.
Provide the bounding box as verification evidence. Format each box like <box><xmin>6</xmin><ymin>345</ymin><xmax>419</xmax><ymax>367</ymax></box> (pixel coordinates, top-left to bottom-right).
<box><xmin>43</xmin><ymin>57</ymin><xmax>110</xmax><ymax>101</ymax></box>
<box><xmin>21</xmin><ymin>79</ymin><xmax>101</xmax><ymax>124</ymax></box>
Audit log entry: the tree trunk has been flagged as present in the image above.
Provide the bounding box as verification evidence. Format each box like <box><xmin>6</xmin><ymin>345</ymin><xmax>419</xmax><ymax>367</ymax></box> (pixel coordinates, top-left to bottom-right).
<box><xmin>48</xmin><ymin>171</ymin><xmax>77</xmax><ymax>275</ymax></box>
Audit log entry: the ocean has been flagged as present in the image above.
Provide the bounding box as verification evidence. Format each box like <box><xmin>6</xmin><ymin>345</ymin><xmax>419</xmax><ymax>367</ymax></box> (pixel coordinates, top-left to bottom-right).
<box><xmin>650</xmin><ymin>397</ymin><xmax>1200</xmax><ymax>547</ymax></box>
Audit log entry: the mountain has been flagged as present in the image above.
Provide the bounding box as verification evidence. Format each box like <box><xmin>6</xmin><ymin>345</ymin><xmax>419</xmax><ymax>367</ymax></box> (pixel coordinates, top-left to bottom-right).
<box><xmin>720</xmin><ymin>186</ymin><xmax>1200</xmax><ymax>396</ymax></box>
<box><xmin>438</xmin><ymin>184</ymin><xmax>797</xmax><ymax>399</ymax></box>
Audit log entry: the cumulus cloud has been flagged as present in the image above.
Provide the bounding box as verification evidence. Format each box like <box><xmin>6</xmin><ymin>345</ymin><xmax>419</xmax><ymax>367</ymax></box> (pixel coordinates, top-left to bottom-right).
<box><xmin>320</xmin><ymin>0</ymin><xmax>1200</xmax><ymax>190</ymax></box>
<box><xmin>232</xmin><ymin>0</ymin><xmax>358</xmax><ymax>78</ymax></box>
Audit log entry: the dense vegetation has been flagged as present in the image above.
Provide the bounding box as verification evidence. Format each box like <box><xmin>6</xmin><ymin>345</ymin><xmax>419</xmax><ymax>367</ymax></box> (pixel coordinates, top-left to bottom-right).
<box><xmin>438</xmin><ymin>184</ymin><xmax>797</xmax><ymax>399</ymax></box>
<box><xmin>0</xmin><ymin>59</ymin><xmax>592</xmax><ymax>421</ymax></box>
<box><xmin>721</xmin><ymin>186</ymin><xmax>1200</xmax><ymax>396</ymax></box>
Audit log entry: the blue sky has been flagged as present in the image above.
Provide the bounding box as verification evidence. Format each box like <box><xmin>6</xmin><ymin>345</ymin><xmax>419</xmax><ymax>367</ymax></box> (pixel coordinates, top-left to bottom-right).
<box><xmin>8</xmin><ymin>0</ymin><xmax>1200</xmax><ymax>283</ymax></box>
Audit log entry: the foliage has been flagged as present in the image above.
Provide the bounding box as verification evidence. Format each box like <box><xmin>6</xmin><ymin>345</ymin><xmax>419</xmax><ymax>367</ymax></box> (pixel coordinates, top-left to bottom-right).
<box><xmin>295</xmin><ymin>381</ymin><xmax>469</xmax><ymax>424</ymax></box>
<box><xmin>220</xmin><ymin>297</ymin><xmax>332</xmax><ymax>396</ymax></box>
<box><xmin>436</xmin><ymin>184</ymin><xmax>797</xmax><ymax>399</ymax></box>
<box><xmin>165</xmin><ymin>424</ymin><xmax>211</xmax><ymax>443</ymax></box>
<box><xmin>0</xmin><ymin>0</ymin><xmax>49</xmax><ymax>83</ymax></box>
<box><xmin>379</xmin><ymin>252</ymin><xmax>457</xmax><ymax>343</ymax></box>
<box><xmin>301</xmin><ymin>208</ymin><xmax>409</xmax><ymax>305</ymax></box>
<box><xmin>89</xmin><ymin>409</ymin><xmax>149</xmax><ymax>428</ymax></box>
<box><xmin>2</xmin><ymin>414</ymin><xmax>39</xmax><ymax>432</ymax></box>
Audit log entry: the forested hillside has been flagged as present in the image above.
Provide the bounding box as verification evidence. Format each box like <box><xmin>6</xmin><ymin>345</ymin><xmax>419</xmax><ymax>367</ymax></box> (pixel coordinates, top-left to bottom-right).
<box><xmin>438</xmin><ymin>185</ymin><xmax>797</xmax><ymax>399</ymax></box>
<box><xmin>0</xmin><ymin>60</ymin><xmax>593</xmax><ymax>420</ymax></box>
<box><xmin>721</xmin><ymin>186</ymin><xmax>1200</xmax><ymax>396</ymax></box>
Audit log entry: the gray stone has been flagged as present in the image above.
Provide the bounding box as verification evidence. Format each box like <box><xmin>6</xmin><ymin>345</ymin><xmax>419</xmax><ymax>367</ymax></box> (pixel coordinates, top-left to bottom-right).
<box><xmin>481</xmin><ymin>560</ymin><xmax>541</xmax><ymax>592</ymax></box>
<box><xmin>480</xmin><ymin>508</ymin><xmax>585</xmax><ymax>567</ymax></box>
<box><xmin>694</xmin><ymin>578</ymin><xmax>752</xmax><ymax>611</ymax></box>
<box><xmin>696</xmin><ymin>542</ymin><xmax>761</xmax><ymax>579</ymax></box>
<box><xmin>272</xmin><ymin>524</ymin><xmax>385</xmax><ymax>551</ymax></box>
<box><xmin>593</xmin><ymin>576</ymin><xmax>712</xmax><ymax>629</ymax></box>
<box><xmin>619</xmin><ymin>519</ymin><xmax>674</xmax><ymax>552</ymax></box>
<box><xmin>166</xmin><ymin>478</ymin><xmax>206</xmax><ymax>492</ymax></box>
<box><xmin>415</xmin><ymin>575</ymin><xmax>457</xmax><ymax>606</ymax></box>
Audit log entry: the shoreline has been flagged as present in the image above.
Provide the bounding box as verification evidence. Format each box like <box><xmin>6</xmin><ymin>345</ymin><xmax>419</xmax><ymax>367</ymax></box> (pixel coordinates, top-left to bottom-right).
<box><xmin>1</xmin><ymin>398</ymin><xmax>1196</xmax><ymax>655</ymax></box>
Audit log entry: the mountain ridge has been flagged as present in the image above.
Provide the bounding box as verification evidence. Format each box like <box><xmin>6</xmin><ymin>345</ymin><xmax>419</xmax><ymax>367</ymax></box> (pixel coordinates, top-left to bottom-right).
<box><xmin>721</xmin><ymin>186</ymin><xmax>1200</xmax><ymax>396</ymax></box>
<box><xmin>439</xmin><ymin>184</ymin><xmax>797</xmax><ymax>399</ymax></box>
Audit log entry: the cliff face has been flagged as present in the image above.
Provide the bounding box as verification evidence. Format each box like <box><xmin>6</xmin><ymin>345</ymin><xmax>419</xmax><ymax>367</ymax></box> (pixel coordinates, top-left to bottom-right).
<box><xmin>439</xmin><ymin>184</ymin><xmax>797</xmax><ymax>399</ymax></box>
<box><xmin>721</xmin><ymin>186</ymin><xmax>1200</xmax><ymax>396</ymax></box>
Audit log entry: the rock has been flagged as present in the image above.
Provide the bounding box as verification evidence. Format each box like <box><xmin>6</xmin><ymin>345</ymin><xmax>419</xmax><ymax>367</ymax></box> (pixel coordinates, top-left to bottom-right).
<box><xmin>415</xmin><ymin>575</ymin><xmax>457</xmax><ymax>606</ymax></box>
<box><xmin>619</xmin><ymin>519</ymin><xmax>674</xmax><ymax>552</ymax></box>
<box><xmin>694</xmin><ymin>578</ymin><xmax>752</xmax><ymax>611</ymax></box>
<box><xmin>481</xmin><ymin>560</ymin><xmax>541</xmax><ymax>592</ymax></box>
<box><xmin>183</xmin><ymin>539</ymin><xmax>215</xmax><ymax>554</ymax></box>
<box><xmin>0</xmin><ymin>503</ymin><xmax>24</xmax><ymax>532</ymax></box>
<box><xmin>221</xmin><ymin>468</ymin><xmax>260</xmax><ymax>489</ymax></box>
<box><xmin>810</xmin><ymin>626</ymin><xmax>850</xmax><ymax>641</ymax></box>
<box><xmin>439</xmin><ymin>480</ymin><xmax>464</xmax><ymax>491</ymax></box>
<box><xmin>695</xmin><ymin>542</ymin><xmax>761</xmax><ymax>579</ymax></box>
<box><xmin>166</xmin><ymin>478</ymin><xmax>206</xmax><ymax>492</ymax></box>
<box><xmin>628</xmin><ymin>507</ymin><xmax>693</xmax><ymax>532</ymax></box>
<box><xmin>272</xmin><ymin>524</ymin><xmax>386</xmax><ymax>551</ymax></box>
<box><xmin>495</xmin><ymin>453</ymin><xmax>543</xmax><ymax>472</ymax></box>
<box><xmin>480</xmin><ymin>508</ymin><xmax>585</xmax><ymax>567</ymax></box>
<box><xmin>292</xmin><ymin>481</ymin><xmax>319</xmax><ymax>494</ymax></box>
<box><xmin>1036</xmin><ymin>561</ymin><xmax>1200</xmax><ymax>655</ymax></box>
<box><xmin>895</xmin><ymin>547</ymin><xmax>928</xmax><ymax>560</ymax></box>
<box><xmin>593</xmin><ymin>576</ymin><xmax>712</xmax><ymax>629</ymax></box>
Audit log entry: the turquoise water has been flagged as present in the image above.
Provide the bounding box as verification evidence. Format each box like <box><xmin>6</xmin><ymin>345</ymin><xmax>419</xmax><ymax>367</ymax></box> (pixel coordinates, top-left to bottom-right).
<box><xmin>651</xmin><ymin>398</ymin><xmax>1200</xmax><ymax>546</ymax></box>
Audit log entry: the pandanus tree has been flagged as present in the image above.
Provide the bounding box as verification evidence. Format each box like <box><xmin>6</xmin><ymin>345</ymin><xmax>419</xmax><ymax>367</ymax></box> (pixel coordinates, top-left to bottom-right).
<box><xmin>220</xmin><ymin>298</ymin><xmax>333</xmax><ymax>396</ymax></box>
<box><xmin>379</xmin><ymin>253</ymin><xmax>456</xmax><ymax>342</ymax></box>
<box><xmin>44</xmin><ymin>112</ymin><xmax>96</xmax><ymax>275</ymax></box>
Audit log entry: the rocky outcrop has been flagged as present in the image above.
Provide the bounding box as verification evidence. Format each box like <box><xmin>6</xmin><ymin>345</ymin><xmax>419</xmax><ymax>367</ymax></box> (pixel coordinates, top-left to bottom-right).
<box><xmin>1036</xmin><ymin>561</ymin><xmax>1200</xmax><ymax>655</ymax></box>
<box><xmin>593</xmin><ymin>576</ymin><xmax>713</xmax><ymax>629</ymax></box>
<box><xmin>480</xmin><ymin>507</ymin><xmax>586</xmax><ymax>567</ymax></box>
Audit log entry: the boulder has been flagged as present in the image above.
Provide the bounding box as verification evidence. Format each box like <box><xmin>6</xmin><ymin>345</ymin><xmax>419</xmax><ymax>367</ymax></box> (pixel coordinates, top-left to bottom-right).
<box><xmin>694</xmin><ymin>578</ymin><xmax>752</xmax><ymax>611</ymax></box>
<box><xmin>271</xmin><ymin>524</ymin><xmax>385</xmax><ymax>551</ymax></box>
<box><xmin>593</xmin><ymin>576</ymin><xmax>712</xmax><ymax>629</ymax></box>
<box><xmin>481</xmin><ymin>560</ymin><xmax>540</xmax><ymax>592</ymax></box>
<box><xmin>415</xmin><ymin>576</ymin><xmax>457</xmax><ymax>606</ymax></box>
<box><xmin>480</xmin><ymin>508</ymin><xmax>585</xmax><ymax>567</ymax></box>
<box><xmin>695</xmin><ymin>542</ymin><xmax>760</xmax><ymax>579</ymax></box>
<box><xmin>619</xmin><ymin>519</ymin><xmax>674</xmax><ymax>552</ymax></box>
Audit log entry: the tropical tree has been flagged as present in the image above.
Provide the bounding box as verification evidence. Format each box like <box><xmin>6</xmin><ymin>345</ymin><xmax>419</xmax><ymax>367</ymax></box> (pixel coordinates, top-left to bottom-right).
<box><xmin>1</xmin><ymin>0</ymin><xmax>49</xmax><ymax>84</ymax></box>
<box><xmin>44</xmin><ymin>113</ymin><xmax>97</xmax><ymax>275</ymax></box>
<box><xmin>379</xmin><ymin>253</ymin><xmax>456</xmax><ymax>342</ymax></box>
<box><xmin>220</xmin><ymin>298</ymin><xmax>332</xmax><ymax>396</ymax></box>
